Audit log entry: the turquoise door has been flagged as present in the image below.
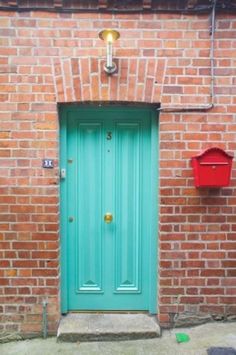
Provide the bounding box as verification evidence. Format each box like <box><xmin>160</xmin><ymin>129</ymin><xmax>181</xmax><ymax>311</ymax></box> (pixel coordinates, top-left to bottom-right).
<box><xmin>60</xmin><ymin>106</ymin><xmax>158</xmax><ymax>313</ymax></box>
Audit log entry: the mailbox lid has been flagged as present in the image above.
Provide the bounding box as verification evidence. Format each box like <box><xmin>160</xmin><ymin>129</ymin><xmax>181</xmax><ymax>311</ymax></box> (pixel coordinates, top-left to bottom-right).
<box><xmin>192</xmin><ymin>147</ymin><xmax>234</xmax><ymax>187</ymax></box>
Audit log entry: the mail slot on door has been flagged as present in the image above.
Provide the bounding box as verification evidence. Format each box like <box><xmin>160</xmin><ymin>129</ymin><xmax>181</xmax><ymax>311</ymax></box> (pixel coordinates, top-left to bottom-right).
<box><xmin>191</xmin><ymin>147</ymin><xmax>234</xmax><ymax>188</ymax></box>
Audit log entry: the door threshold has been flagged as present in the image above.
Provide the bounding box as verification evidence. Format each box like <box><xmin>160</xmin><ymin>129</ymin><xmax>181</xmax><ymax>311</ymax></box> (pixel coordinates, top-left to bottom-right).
<box><xmin>57</xmin><ymin>313</ymin><xmax>161</xmax><ymax>342</ymax></box>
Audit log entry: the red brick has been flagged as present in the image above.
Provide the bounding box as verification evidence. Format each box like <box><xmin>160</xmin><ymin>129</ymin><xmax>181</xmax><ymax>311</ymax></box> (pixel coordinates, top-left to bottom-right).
<box><xmin>201</xmin><ymin>270</ymin><xmax>225</xmax><ymax>277</ymax></box>
<box><xmin>201</xmin><ymin>288</ymin><xmax>224</xmax><ymax>295</ymax></box>
<box><xmin>181</xmin><ymin>261</ymin><xmax>205</xmax><ymax>268</ymax></box>
<box><xmin>180</xmin><ymin>297</ymin><xmax>204</xmax><ymax>304</ymax></box>
<box><xmin>222</xmin><ymin>261</ymin><xmax>236</xmax><ymax>268</ymax></box>
<box><xmin>181</xmin><ymin>279</ymin><xmax>205</xmax><ymax>286</ymax></box>
<box><xmin>220</xmin><ymin>297</ymin><xmax>236</xmax><ymax>304</ymax></box>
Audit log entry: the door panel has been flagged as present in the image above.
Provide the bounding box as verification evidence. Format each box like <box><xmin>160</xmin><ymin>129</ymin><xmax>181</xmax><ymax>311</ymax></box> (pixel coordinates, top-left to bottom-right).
<box><xmin>115</xmin><ymin>122</ymin><xmax>141</xmax><ymax>293</ymax></box>
<box><xmin>77</xmin><ymin>123</ymin><xmax>103</xmax><ymax>292</ymax></box>
<box><xmin>61</xmin><ymin>107</ymin><xmax>156</xmax><ymax>312</ymax></box>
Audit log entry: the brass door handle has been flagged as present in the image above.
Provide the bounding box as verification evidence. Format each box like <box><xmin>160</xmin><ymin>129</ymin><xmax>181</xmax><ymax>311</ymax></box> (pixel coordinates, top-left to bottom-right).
<box><xmin>104</xmin><ymin>213</ymin><xmax>113</xmax><ymax>224</ymax></box>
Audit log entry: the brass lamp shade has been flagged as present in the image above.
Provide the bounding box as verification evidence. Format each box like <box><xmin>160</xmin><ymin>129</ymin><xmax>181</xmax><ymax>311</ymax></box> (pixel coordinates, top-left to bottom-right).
<box><xmin>99</xmin><ymin>29</ymin><xmax>120</xmax><ymax>43</ymax></box>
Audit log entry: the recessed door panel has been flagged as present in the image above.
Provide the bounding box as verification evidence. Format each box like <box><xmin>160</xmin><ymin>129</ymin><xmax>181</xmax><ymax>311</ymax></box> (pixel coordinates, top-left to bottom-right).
<box><xmin>115</xmin><ymin>122</ymin><xmax>141</xmax><ymax>293</ymax></box>
<box><xmin>77</xmin><ymin>123</ymin><xmax>103</xmax><ymax>292</ymax></box>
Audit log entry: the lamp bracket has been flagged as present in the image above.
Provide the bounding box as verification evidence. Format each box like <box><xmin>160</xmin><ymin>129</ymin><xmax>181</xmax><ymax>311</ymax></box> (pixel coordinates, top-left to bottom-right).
<box><xmin>104</xmin><ymin>62</ymin><xmax>117</xmax><ymax>75</ymax></box>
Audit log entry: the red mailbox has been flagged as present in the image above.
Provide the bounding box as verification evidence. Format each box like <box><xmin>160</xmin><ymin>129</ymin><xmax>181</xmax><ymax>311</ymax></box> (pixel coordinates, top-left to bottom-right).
<box><xmin>192</xmin><ymin>147</ymin><xmax>233</xmax><ymax>188</ymax></box>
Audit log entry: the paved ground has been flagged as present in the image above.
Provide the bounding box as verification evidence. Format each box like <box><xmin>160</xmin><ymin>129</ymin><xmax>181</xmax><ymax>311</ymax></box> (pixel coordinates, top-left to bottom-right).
<box><xmin>0</xmin><ymin>322</ymin><xmax>236</xmax><ymax>355</ymax></box>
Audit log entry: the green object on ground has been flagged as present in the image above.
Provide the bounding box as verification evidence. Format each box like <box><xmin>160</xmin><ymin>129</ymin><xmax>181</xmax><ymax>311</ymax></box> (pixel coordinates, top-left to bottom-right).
<box><xmin>175</xmin><ymin>333</ymin><xmax>190</xmax><ymax>343</ymax></box>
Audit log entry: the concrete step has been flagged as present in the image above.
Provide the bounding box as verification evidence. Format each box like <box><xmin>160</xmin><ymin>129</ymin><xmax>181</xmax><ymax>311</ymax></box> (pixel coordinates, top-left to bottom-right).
<box><xmin>57</xmin><ymin>313</ymin><xmax>161</xmax><ymax>342</ymax></box>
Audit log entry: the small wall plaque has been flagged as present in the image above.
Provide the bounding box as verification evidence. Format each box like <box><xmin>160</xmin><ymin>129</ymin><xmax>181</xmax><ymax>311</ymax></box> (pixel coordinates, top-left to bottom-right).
<box><xmin>42</xmin><ymin>159</ymin><xmax>54</xmax><ymax>169</ymax></box>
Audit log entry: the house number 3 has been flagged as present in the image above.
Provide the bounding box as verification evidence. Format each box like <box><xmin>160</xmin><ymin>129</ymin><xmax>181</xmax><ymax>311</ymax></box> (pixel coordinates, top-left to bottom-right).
<box><xmin>106</xmin><ymin>131</ymin><xmax>112</xmax><ymax>140</ymax></box>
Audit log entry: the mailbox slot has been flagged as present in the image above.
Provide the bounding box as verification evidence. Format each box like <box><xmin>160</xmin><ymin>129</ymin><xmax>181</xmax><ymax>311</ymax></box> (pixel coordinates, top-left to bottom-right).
<box><xmin>192</xmin><ymin>147</ymin><xmax>233</xmax><ymax>188</ymax></box>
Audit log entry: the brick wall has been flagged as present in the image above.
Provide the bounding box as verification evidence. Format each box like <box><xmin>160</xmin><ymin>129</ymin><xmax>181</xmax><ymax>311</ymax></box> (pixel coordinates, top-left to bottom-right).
<box><xmin>0</xmin><ymin>10</ymin><xmax>235</xmax><ymax>336</ymax></box>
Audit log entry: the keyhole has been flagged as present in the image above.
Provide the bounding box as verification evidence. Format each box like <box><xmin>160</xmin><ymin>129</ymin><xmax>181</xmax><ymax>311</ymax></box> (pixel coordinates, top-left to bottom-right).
<box><xmin>106</xmin><ymin>131</ymin><xmax>112</xmax><ymax>140</ymax></box>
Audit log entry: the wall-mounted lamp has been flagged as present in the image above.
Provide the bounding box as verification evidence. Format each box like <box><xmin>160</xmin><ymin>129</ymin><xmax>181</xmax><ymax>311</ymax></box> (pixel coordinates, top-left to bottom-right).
<box><xmin>99</xmin><ymin>29</ymin><xmax>120</xmax><ymax>75</ymax></box>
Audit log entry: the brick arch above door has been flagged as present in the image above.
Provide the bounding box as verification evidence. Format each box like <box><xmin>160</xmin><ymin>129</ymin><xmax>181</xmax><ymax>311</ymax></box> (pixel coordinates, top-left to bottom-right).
<box><xmin>53</xmin><ymin>57</ymin><xmax>166</xmax><ymax>103</ymax></box>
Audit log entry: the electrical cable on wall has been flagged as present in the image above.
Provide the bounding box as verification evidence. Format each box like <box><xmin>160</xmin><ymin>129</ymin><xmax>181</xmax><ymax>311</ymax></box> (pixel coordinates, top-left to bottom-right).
<box><xmin>158</xmin><ymin>0</ymin><xmax>218</xmax><ymax>113</ymax></box>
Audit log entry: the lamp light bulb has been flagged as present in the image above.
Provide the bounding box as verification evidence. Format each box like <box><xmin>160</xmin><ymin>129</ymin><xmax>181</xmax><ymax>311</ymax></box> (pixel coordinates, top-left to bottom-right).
<box><xmin>106</xmin><ymin>32</ymin><xmax>114</xmax><ymax>43</ymax></box>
